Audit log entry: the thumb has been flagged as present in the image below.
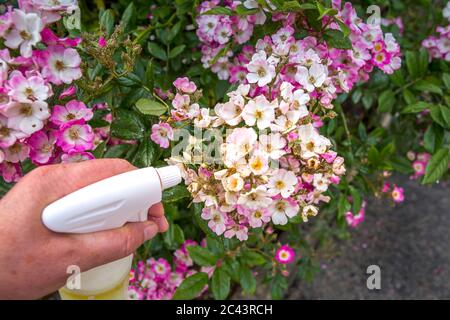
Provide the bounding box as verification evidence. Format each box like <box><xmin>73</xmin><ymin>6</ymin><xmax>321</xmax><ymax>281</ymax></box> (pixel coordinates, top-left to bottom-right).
<box><xmin>73</xmin><ymin>220</ymin><xmax>159</xmax><ymax>272</ymax></box>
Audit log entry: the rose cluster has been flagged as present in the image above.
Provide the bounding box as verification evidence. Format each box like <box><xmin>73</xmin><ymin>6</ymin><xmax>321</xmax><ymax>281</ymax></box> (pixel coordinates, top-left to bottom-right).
<box><xmin>0</xmin><ymin>2</ymin><xmax>97</xmax><ymax>183</ymax></box>
<box><xmin>128</xmin><ymin>240</ymin><xmax>213</xmax><ymax>300</ymax></box>
<box><xmin>196</xmin><ymin>1</ymin><xmax>401</xmax><ymax>88</ymax></box>
<box><xmin>162</xmin><ymin>68</ymin><xmax>346</xmax><ymax>241</ymax></box>
<box><xmin>422</xmin><ymin>25</ymin><xmax>450</xmax><ymax>61</ymax></box>
<box><xmin>196</xmin><ymin>0</ymin><xmax>268</xmax><ymax>80</ymax></box>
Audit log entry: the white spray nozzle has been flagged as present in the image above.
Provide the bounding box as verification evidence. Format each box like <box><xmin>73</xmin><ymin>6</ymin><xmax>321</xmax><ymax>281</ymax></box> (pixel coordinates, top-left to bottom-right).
<box><xmin>156</xmin><ymin>165</ymin><xmax>182</xmax><ymax>190</ymax></box>
<box><xmin>42</xmin><ymin>165</ymin><xmax>183</xmax><ymax>234</ymax></box>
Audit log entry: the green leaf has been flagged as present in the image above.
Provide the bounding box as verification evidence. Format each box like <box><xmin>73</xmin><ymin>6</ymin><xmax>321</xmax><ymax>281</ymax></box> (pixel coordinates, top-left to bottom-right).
<box><xmin>323</xmin><ymin>29</ymin><xmax>351</xmax><ymax>49</ymax></box>
<box><xmin>442</xmin><ymin>73</ymin><xmax>450</xmax><ymax>90</ymax></box>
<box><xmin>422</xmin><ymin>148</ymin><xmax>450</xmax><ymax>184</ymax></box>
<box><xmin>120</xmin><ymin>2</ymin><xmax>135</xmax><ymax>32</ymax></box>
<box><xmin>169</xmin><ymin>44</ymin><xmax>186</xmax><ymax>59</ymax></box>
<box><xmin>377</xmin><ymin>89</ymin><xmax>395</xmax><ymax>113</ymax></box>
<box><xmin>362</xmin><ymin>92</ymin><xmax>374</xmax><ymax>109</ymax></box>
<box><xmin>430</xmin><ymin>104</ymin><xmax>450</xmax><ymax>128</ymax></box>
<box><xmin>402</xmin><ymin>101</ymin><xmax>430</xmax><ymax>113</ymax></box>
<box><xmin>132</xmin><ymin>139</ymin><xmax>156</xmax><ymax>168</ymax></box>
<box><xmin>334</xmin><ymin>17</ymin><xmax>350</xmax><ymax>37</ymax></box>
<box><xmin>162</xmin><ymin>185</ymin><xmax>191</xmax><ymax>202</ymax></box>
<box><xmin>100</xmin><ymin>9</ymin><xmax>114</xmax><ymax>36</ymax></box>
<box><xmin>187</xmin><ymin>246</ymin><xmax>218</xmax><ymax>266</ymax></box>
<box><xmin>418</xmin><ymin>48</ymin><xmax>429</xmax><ymax>76</ymax></box>
<box><xmin>147</xmin><ymin>43</ymin><xmax>167</xmax><ymax>61</ymax></box>
<box><xmin>135</xmin><ymin>98</ymin><xmax>167</xmax><ymax>116</ymax></box>
<box><xmin>413</xmin><ymin>80</ymin><xmax>443</xmax><ymax>95</ymax></box>
<box><xmin>104</xmin><ymin>144</ymin><xmax>134</xmax><ymax>159</ymax></box>
<box><xmin>349</xmin><ymin>187</ymin><xmax>362</xmax><ymax>215</ymax></box>
<box><xmin>402</xmin><ymin>89</ymin><xmax>416</xmax><ymax>105</ymax></box>
<box><xmin>368</xmin><ymin>146</ymin><xmax>380</xmax><ymax>165</ymax></box>
<box><xmin>317</xmin><ymin>7</ymin><xmax>338</xmax><ymax>20</ymax></box>
<box><xmin>172</xmin><ymin>272</ymin><xmax>208</xmax><ymax>300</ymax></box>
<box><xmin>168</xmin><ymin>21</ymin><xmax>182</xmax><ymax>42</ymax></box>
<box><xmin>271</xmin><ymin>274</ymin><xmax>288</xmax><ymax>299</ymax></box>
<box><xmin>240</xmin><ymin>251</ymin><xmax>265</xmax><ymax>266</ymax></box>
<box><xmin>202</xmin><ymin>7</ymin><xmax>233</xmax><ymax>15</ymax></box>
<box><xmin>92</xmin><ymin>141</ymin><xmax>106</xmax><ymax>159</ymax></box>
<box><xmin>337</xmin><ymin>194</ymin><xmax>351</xmax><ymax>219</ymax></box>
<box><xmin>424</xmin><ymin>125</ymin><xmax>444</xmax><ymax>153</ymax></box>
<box><xmin>235</xmin><ymin>4</ymin><xmax>260</xmax><ymax>15</ymax></box>
<box><xmin>282</xmin><ymin>1</ymin><xmax>316</xmax><ymax>11</ymax></box>
<box><xmin>173</xmin><ymin>224</ymin><xmax>185</xmax><ymax>245</ymax></box>
<box><xmin>239</xmin><ymin>267</ymin><xmax>256</xmax><ymax>295</ymax></box>
<box><xmin>405</xmin><ymin>51</ymin><xmax>418</xmax><ymax>78</ymax></box>
<box><xmin>391</xmin><ymin>70</ymin><xmax>405</xmax><ymax>87</ymax></box>
<box><xmin>110</xmin><ymin>109</ymin><xmax>146</xmax><ymax>140</ymax></box>
<box><xmin>211</xmin><ymin>267</ymin><xmax>231</xmax><ymax>300</ymax></box>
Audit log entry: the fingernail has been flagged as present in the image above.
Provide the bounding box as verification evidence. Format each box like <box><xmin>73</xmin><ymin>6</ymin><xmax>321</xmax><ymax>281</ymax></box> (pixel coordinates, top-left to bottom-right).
<box><xmin>150</xmin><ymin>216</ymin><xmax>168</xmax><ymax>232</ymax></box>
<box><xmin>144</xmin><ymin>224</ymin><xmax>158</xmax><ymax>241</ymax></box>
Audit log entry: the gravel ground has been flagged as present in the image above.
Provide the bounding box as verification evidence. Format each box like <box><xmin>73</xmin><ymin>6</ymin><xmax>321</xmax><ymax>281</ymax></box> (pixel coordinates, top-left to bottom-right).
<box><xmin>286</xmin><ymin>177</ymin><xmax>450</xmax><ymax>300</ymax></box>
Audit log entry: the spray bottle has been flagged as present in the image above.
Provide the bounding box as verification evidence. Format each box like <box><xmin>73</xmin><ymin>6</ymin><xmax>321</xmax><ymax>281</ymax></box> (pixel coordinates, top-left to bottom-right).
<box><xmin>41</xmin><ymin>165</ymin><xmax>182</xmax><ymax>300</ymax></box>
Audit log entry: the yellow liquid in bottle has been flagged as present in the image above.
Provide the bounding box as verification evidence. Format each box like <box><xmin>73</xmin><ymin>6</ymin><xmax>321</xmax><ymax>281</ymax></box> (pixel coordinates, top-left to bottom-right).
<box><xmin>59</xmin><ymin>275</ymin><xmax>129</xmax><ymax>300</ymax></box>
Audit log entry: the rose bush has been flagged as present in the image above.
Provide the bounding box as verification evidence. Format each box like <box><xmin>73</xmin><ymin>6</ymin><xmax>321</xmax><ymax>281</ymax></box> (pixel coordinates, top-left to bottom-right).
<box><xmin>0</xmin><ymin>0</ymin><xmax>448</xmax><ymax>300</ymax></box>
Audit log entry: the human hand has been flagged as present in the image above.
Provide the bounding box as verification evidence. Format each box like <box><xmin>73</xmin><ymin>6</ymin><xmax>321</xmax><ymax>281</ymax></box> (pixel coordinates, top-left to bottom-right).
<box><xmin>0</xmin><ymin>159</ymin><xmax>168</xmax><ymax>299</ymax></box>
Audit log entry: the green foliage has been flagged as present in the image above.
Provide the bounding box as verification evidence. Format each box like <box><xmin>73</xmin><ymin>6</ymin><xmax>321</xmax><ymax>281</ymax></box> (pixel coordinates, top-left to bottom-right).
<box><xmin>2</xmin><ymin>0</ymin><xmax>444</xmax><ymax>300</ymax></box>
<box><xmin>172</xmin><ymin>272</ymin><xmax>209</xmax><ymax>300</ymax></box>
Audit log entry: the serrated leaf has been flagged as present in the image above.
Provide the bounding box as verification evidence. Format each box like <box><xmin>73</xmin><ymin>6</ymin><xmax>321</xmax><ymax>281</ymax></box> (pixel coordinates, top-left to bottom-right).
<box><xmin>120</xmin><ymin>2</ymin><xmax>135</xmax><ymax>32</ymax></box>
<box><xmin>323</xmin><ymin>29</ymin><xmax>351</xmax><ymax>49</ymax></box>
<box><xmin>92</xmin><ymin>141</ymin><xmax>106</xmax><ymax>159</ymax></box>
<box><xmin>418</xmin><ymin>48</ymin><xmax>429</xmax><ymax>76</ymax></box>
<box><xmin>430</xmin><ymin>104</ymin><xmax>450</xmax><ymax>128</ymax></box>
<box><xmin>132</xmin><ymin>139</ymin><xmax>156</xmax><ymax>168</ymax></box>
<box><xmin>211</xmin><ymin>267</ymin><xmax>231</xmax><ymax>300</ymax></box>
<box><xmin>402</xmin><ymin>101</ymin><xmax>430</xmax><ymax>113</ymax></box>
<box><xmin>110</xmin><ymin>109</ymin><xmax>146</xmax><ymax>140</ymax></box>
<box><xmin>368</xmin><ymin>146</ymin><xmax>380</xmax><ymax>165</ymax></box>
<box><xmin>172</xmin><ymin>272</ymin><xmax>208</xmax><ymax>300</ymax></box>
<box><xmin>169</xmin><ymin>44</ymin><xmax>186</xmax><ymax>59</ymax></box>
<box><xmin>377</xmin><ymin>89</ymin><xmax>395</xmax><ymax>113</ymax></box>
<box><xmin>104</xmin><ymin>144</ymin><xmax>134</xmax><ymax>158</ymax></box>
<box><xmin>442</xmin><ymin>73</ymin><xmax>450</xmax><ymax>90</ymax></box>
<box><xmin>168</xmin><ymin>21</ymin><xmax>182</xmax><ymax>41</ymax></box>
<box><xmin>147</xmin><ymin>42</ymin><xmax>167</xmax><ymax>60</ymax></box>
<box><xmin>422</xmin><ymin>148</ymin><xmax>450</xmax><ymax>184</ymax></box>
<box><xmin>135</xmin><ymin>98</ymin><xmax>167</xmax><ymax>116</ymax></box>
<box><xmin>413</xmin><ymin>81</ymin><xmax>443</xmax><ymax>95</ymax></box>
<box><xmin>173</xmin><ymin>224</ymin><xmax>185</xmax><ymax>245</ymax></box>
<box><xmin>239</xmin><ymin>267</ymin><xmax>256</xmax><ymax>295</ymax></box>
<box><xmin>405</xmin><ymin>51</ymin><xmax>418</xmax><ymax>78</ymax></box>
<box><xmin>402</xmin><ymin>89</ymin><xmax>415</xmax><ymax>105</ymax></box>
<box><xmin>187</xmin><ymin>246</ymin><xmax>218</xmax><ymax>266</ymax></box>
<box><xmin>100</xmin><ymin>9</ymin><xmax>114</xmax><ymax>36</ymax></box>
<box><xmin>162</xmin><ymin>185</ymin><xmax>191</xmax><ymax>202</ymax></box>
<box><xmin>240</xmin><ymin>251</ymin><xmax>265</xmax><ymax>266</ymax></box>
